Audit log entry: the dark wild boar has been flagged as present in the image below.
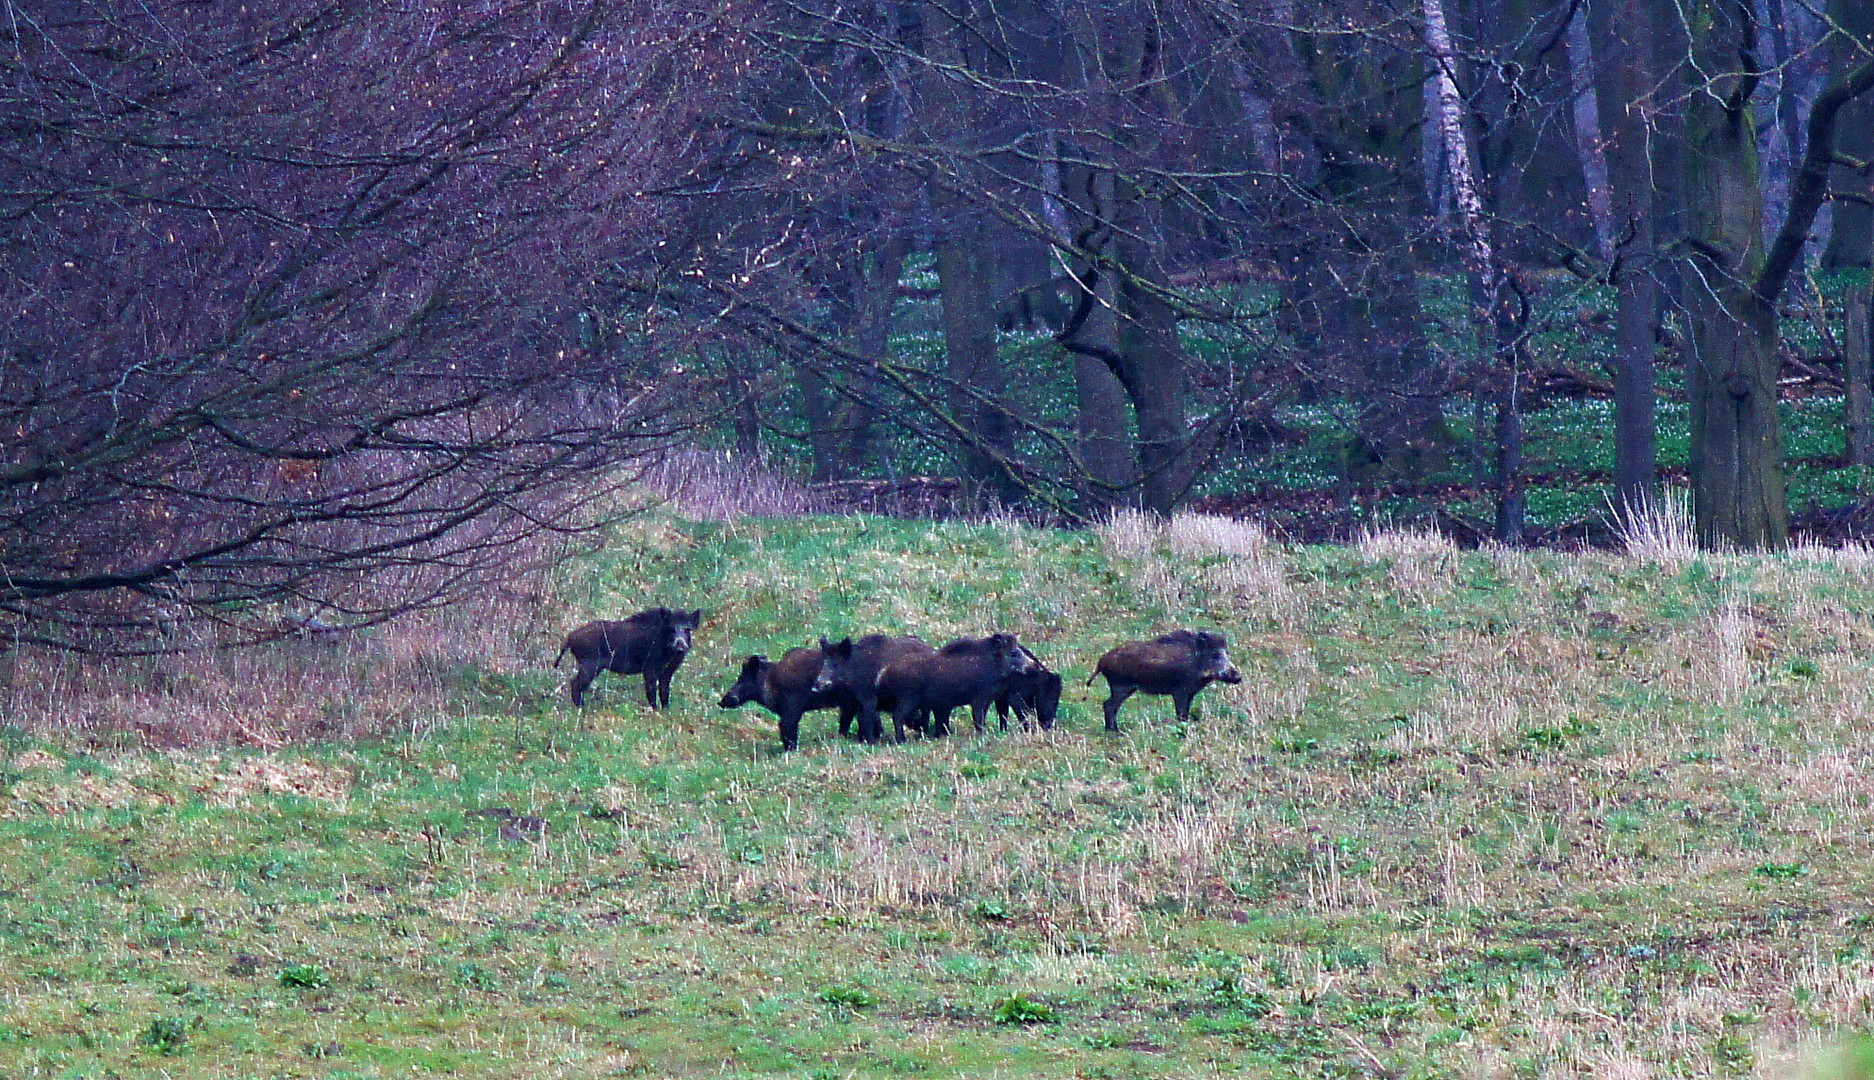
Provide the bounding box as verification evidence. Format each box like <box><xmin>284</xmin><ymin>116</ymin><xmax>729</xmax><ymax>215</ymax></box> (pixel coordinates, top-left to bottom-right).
<box><xmin>555</xmin><ymin>607</ymin><xmax>702</xmax><ymax>708</ymax></box>
<box><xmin>995</xmin><ymin>643</ymin><xmax>1062</xmax><ymax>732</ymax></box>
<box><xmin>814</xmin><ymin>634</ymin><xmax>937</xmax><ymax>743</ymax></box>
<box><xmin>897</xmin><ymin>633</ymin><xmax>1039</xmax><ymax>737</ymax></box>
<box><xmin>718</xmin><ymin>646</ymin><xmax>858</xmax><ymax>752</ymax></box>
<box><xmin>1090</xmin><ymin>630</ymin><xmax>1242</xmax><ymax>731</ymax></box>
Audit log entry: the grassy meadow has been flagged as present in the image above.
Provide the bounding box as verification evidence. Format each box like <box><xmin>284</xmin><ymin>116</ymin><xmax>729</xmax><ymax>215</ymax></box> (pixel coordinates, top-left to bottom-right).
<box><xmin>6</xmin><ymin>506</ymin><xmax>1874</xmax><ymax>1078</ymax></box>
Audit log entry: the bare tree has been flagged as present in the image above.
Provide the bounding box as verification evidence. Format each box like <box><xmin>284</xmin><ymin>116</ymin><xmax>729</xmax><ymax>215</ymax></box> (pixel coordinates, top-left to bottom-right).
<box><xmin>1679</xmin><ymin>0</ymin><xmax>1874</xmax><ymax>548</ymax></box>
<box><xmin>0</xmin><ymin>0</ymin><xmax>738</xmax><ymax>651</ymax></box>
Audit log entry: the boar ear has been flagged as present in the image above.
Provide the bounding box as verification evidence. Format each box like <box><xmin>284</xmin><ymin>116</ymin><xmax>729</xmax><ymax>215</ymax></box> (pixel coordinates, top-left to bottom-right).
<box><xmin>689</xmin><ymin>609</ymin><xmax>704</xmax><ymax>623</ymax></box>
<box><xmin>741</xmin><ymin>654</ymin><xmax>765</xmax><ymax>673</ymax></box>
<box><xmin>1197</xmin><ymin>631</ymin><xmax>1225</xmax><ymax>648</ymax></box>
<box><xmin>819</xmin><ymin>636</ymin><xmax>833</xmax><ymax>653</ymax></box>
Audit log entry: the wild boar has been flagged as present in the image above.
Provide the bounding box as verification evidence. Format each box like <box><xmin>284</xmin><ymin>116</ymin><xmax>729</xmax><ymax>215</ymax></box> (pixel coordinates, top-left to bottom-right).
<box><xmin>718</xmin><ymin>646</ymin><xmax>858</xmax><ymax>752</ymax></box>
<box><xmin>1089</xmin><ymin>629</ymin><xmax>1242</xmax><ymax>731</ymax></box>
<box><xmin>555</xmin><ymin>607</ymin><xmax>702</xmax><ymax>708</ymax></box>
<box><xmin>994</xmin><ymin>643</ymin><xmax>1062</xmax><ymax>732</ymax></box>
<box><xmin>814</xmin><ymin>634</ymin><xmax>938</xmax><ymax>743</ymax></box>
<box><xmin>899</xmin><ymin>633</ymin><xmax>1039</xmax><ymax>737</ymax></box>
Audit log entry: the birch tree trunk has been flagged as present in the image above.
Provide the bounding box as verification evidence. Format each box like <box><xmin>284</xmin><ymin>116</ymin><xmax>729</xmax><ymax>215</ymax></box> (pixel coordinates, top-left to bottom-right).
<box><xmin>1565</xmin><ymin>10</ymin><xmax>1616</xmax><ymax>261</ymax></box>
<box><xmin>1425</xmin><ymin>0</ymin><xmax>1526</xmax><ymax>542</ymax></box>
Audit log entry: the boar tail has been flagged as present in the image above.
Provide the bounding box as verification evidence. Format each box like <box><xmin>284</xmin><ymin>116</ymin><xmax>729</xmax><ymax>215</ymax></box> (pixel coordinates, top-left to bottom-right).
<box><xmin>553</xmin><ymin>643</ymin><xmax>568</xmax><ymax>668</ymax></box>
<box><xmin>1084</xmin><ymin>670</ymin><xmax>1098</xmax><ymax>686</ymax></box>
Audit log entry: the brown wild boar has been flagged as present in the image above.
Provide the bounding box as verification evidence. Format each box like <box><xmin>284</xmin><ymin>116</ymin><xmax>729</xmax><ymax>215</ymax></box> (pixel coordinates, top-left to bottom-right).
<box><xmin>555</xmin><ymin>607</ymin><xmax>702</xmax><ymax>708</ymax></box>
<box><xmin>1090</xmin><ymin>630</ymin><xmax>1242</xmax><ymax>731</ymax></box>
<box><xmin>718</xmin><ymin>646</ymin><xmax>858</xmax><ymax>752</ymax></box>
<box><xmin>814</xmin><ymin>634</ymin><xmax>937</xmax><ymax>743</ymax></box>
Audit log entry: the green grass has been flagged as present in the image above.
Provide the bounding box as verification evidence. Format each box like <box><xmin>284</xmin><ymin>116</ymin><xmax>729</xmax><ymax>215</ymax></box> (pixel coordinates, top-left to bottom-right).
<box><xmin>5</xmin><ymin>511</ymin><xmax>1874</xmax><ymax>1077</ymax></box>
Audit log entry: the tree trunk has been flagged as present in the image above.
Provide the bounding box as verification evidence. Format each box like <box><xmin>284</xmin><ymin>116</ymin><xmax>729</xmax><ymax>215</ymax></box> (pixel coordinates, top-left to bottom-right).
<box><xmin>1427</xmin><ymin>0</ymin><xmax>1524</xmax><ymax>541</ymax></box>
<box><xmin>1113</xmin><ymin>200</ymin><xmax>1190</xmax><ymax>515</ymax></box>
<box><xmin>798</xmin><ymin>365</ymin><xmax>846</xmax><ymax>482</ymax></box>
<box><xmin>1847</xmin><ymin>286</ymin><xmax>1874</xmax><ymax>467</ymax></box>
<box><xmin>1565</xmin><ymin>10</ymin><xmax>1615</xmax><ymax>260</ymax></box>
<box><xmin>1822</xmin><ymin>0</ymin><xmax>1874</xmax><ymax>466</ymax></box>
<box><xmin>1279</xmin><ymin>9</ymin><xmax>1450</xmax><ymax>487</ymax></box>
<box><xmin>834</xmin><ymin>234</ymin><xmax>909</xmax><ymax>475</ymax></box>
<box><xmin>934</xmin><ymin>200</ymin><xmax>1020</xmax><ymax>504</ymax></box>
<box><xmin>1682</xmin><ymin>0</ymin><xmax>1874</xmax><ymax>547</ymax></box>
<box><xmin>1682</xmin><ymin>0</ymin><xmax>1786</xmax><ymax>549</ymax></box>
<box><xmin>801</xmin><ymin>238</ymin><xmax>904</xmax><ymax>481</ymax></box>
<box><xmin>1590</xmin><ymin>0</ymin><xmax>1661</xmax><ymax>518</ymax></box>
<box><xmin>1062</xmin><ymin>172</ymin><xmax>1137</xmax><ymax>510</ymax></box>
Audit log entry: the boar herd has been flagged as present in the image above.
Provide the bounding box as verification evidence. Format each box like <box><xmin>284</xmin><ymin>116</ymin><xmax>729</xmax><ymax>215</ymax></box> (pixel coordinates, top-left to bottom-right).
<box><xmin>556</xmin><ymin>608</ymin><xmax>1242</xmax><ymax>752</ymax></box>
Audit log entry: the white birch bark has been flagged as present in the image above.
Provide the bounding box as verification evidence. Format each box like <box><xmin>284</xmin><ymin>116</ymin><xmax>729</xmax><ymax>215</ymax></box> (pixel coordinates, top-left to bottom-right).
<box><xmin>1566</xmin><ymin>8</ymin><xmax>1616</xmax><ymax>259</ymax></box>
<box><xmin>1422</xmin><ymin>0</ymin><xmax>1492</xmax><ymax>274</ymax></box>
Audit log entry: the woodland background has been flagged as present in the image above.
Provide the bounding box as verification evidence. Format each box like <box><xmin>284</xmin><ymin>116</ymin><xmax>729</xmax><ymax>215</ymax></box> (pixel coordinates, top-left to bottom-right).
<box><xmin>6</xmin><ymin>0</ymin><xmax>1874</xmax><ymax>652</ymax></box>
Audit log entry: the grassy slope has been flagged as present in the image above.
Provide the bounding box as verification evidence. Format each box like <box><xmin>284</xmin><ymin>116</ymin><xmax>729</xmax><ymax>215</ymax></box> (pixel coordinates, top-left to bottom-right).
<box><xmin>5</xmin><ymin>512</ymin><xmax>1874</xmax><ymax>1078</ymax></box>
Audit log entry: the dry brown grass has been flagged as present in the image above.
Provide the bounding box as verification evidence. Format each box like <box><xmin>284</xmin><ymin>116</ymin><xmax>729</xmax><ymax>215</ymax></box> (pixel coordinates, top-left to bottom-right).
<box><xmin>1097</xmin><ymin>509</ymin><xmax>1300</xmax><ymax>632</ymax></box>
<box><xmin>17</xmin><ymin>508</ymin><xmax>1874</xmax><ymax>1078</ymax></box>
<box><xmin>0</xmin><ymin>569</ymin><xmax>558</xmax><ymax>749</ymax></box>
<box><xmin>638</xmin><ymin>446</ymin><xmax>822</xmax><ymax>520</ymax></box>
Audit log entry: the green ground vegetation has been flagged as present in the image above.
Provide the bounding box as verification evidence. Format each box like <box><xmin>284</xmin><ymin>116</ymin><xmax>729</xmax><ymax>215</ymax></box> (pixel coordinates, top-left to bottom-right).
<box><xmin>723</xmin><ymin>271</ymin><xmax>1873</xmax><ymax>533</ymax></box>
<box><xmin>4</xmin><ymin>510</ymin><xmax>1874</xmax><ymax>1077</ymax></box>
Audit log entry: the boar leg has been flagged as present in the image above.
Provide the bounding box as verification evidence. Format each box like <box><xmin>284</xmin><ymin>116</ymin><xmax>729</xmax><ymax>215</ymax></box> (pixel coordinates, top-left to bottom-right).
<box><xmin>1101</xmin><ymin>680</ymin><xmax>1137</xmax><ymax>732</ymax></box>
<box><xmin>777</xmin><ymin>705</ymin><xmax>803</xmax><ymax>752</ymax></box>
<box><xmin>570</xmin><ymin>658</ymin><xmax>604</xmax><ymax>707</ymax></box>
<box><xmin>1170</xmin><ymin>686</ymin><xmax>1200</xmax><ymax>723</ymax></box>
<box><xmin>969</xmin><ymin>697</ymin><xmax>992</xmax><ymax>735</ymax></box>
<box><xmin>854</xmin><ymin>693</ymin><xmax>884</xmax><ymax>744</ymax></box>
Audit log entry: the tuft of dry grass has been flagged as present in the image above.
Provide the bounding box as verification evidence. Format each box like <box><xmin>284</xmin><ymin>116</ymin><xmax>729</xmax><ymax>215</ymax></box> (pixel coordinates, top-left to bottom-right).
<box><xmin>1614</xmin><ymin>488</ymin><xmax>1699</xmax><ymax>567</ymax></box>
<box><xmin>1356</xmin><ymin>523</ymin><xmax>1458</xmax><ymax>600</ymax></box>
<box><xmin>1354</xmin><ymin>523</ymin><xmax>1455</xmax><ymax>561</ymax></box>
<box><xmin>1096</xmin><ymin>509</ymin><xmax>1300</xmax><ymax>632</ymax></box>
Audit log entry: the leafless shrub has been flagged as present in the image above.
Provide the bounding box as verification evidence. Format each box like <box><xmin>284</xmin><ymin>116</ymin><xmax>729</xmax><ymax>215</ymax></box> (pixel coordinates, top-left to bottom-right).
<box><xmin>638</xmin><ymin>447</ymin><xmax>824</xmax><ymax>520</ymax></box>
<box><xmin>0</xmin><ymin>534</ymin><xmax>563</xmax><ymax>747</ymax></box>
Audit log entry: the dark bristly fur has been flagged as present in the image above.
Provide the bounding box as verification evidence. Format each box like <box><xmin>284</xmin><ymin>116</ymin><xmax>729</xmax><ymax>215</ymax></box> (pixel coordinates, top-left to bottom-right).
<box><xmin>816</xmin><ymin>632</ymin><xmax>1037</xmax><ymax>741</ymax></box>
<box><xmin>814</xmin><ymin>634</ymin><xmax>937</xmax><ymax>743</ymax></box>
<box><xmin>902</xmin><ymin>633</ymin><xmax>1038</xmax><ymax>737</ymax></box>
<box><xmin>994</xmin><ymin>643</ymin><xmax>1062</xmax><ymax>732</ymax></box>
<box><xmin>718</xmin><ymin>646</ymin><xmax>858</xmax><ymax>752</ymax></box>
<box><xmin>555</xmin><ymin>607</ymin><xmax>702</xmax><ymax>708</ymax></box>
